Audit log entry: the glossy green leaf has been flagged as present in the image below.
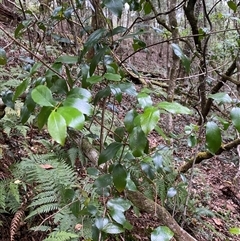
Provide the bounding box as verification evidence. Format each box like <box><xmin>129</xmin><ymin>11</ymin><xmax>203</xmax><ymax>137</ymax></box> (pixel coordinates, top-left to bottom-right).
<box><xmin>171</xmin><ymin>43</ymin><xmax>190</xmax><ymax>73</ymax></box>
<box><xmin>63</xmin><ymin>97</ymin><xmax>92</xmax><ymax>116</ymax></box>
<box><xmin>37</xmin><ymin>106</ymin><xmax>53</xmax><ymax>129</ymax></box>
<box><xmin>137</xmin><ymin>92</ymin><xmax>152</xmax><ymax>108</ymax></box>
<box><xmin>13</xmin><ymin>79</ymin><xmax>29</xmax><ymax>101</ymax></box>
<box><xmin>208</xmin><ymin>92</ymin><xmax>232</xmax><ymax>104</ymax></box>
<box><xmin>0</xmin><ymin>48</ymin><xmax>7</xmax><ymax>65</ymax></box>
<box><xmin>117</xmin><ymin>83</ymin><xmax>137</xmax><ymax>96</ymax></box>
<box><xmin>102</xmin><ymin>223</ymin><xmax>124</xmax><ymax>234</ymax></box>
<box><xmin>30</xmin><ymin>62</ymin><xmax>42</xmax><ymax>76</ymax></box>
<box><xmin>94</xmin><ymin>174</ymin><xmax>112</xmax><ymax>188</ymax></box>
<box><xmin>129</xmin><ymin>126</ymin><xmax>148</xmax><ymax>157</ymax></box>
<box><xmin>93</xmin><ymin>86</ymin><xmax>111</xmax><ymax>105</ymax></box>
<box><xmin>140</xmin><ymin>106</ymin><xmax>160</xmax><ymax>134</ymax></box>
<box><xmin>104</xmin><ymin>0</ymin><xmax>123</xmax><ymax>17</ymax></box>
<box><xmin>20</xmin><ymin>105</ymin><xmax>31</xmax><ymax>124</ymax></box>
<box><xmin>229</xmin><ymin>227</ymin><xmax>240</xmax><ymax>235</ymax></box>
<box><xmin>86</xmin><ymin>75</ymin><xmax>103</xmax><ymax>84</ymax></box>
<box><xmin>90</xmin><ymin>47</ymin><xmax>107</xmax><ymax>76</ymax></box>
<box><xmin>104</xmin><ymin>73</ymin><xmax>121</xmax><ymax>81</ymax></box>
<box><xmin>107</xmin><ymin>198</ymin><xmax>131</xmax><ymax>212</ymax></box>
<box><xmin>57</xmin><ymin>106</ymin><xmax>85</xmax><ymax>130</ymax></box>
<box><xmin>141</xmin><ymin>161</ymin><xmax>155</xmax><ymax>180</ymax></box>
<box><xmin>158</xmin><ymin>101</ymin><xmax>193</xmax><ymax>114</ymax></box>
<box><xmin>132</xmin><ymin>39</ymin><xmax>146</xmax><ymax>51</ymax></box>
<box><xmin>31</xmin><ymin>85</ymin><xmax>55</xmax><ymax>107</ymax></box>
<box><xmin>227</xmin><ymin>1</ymin><xmax>237</xmax><ymax>12</ymax></box>
<box><xmin>56</xmin><ymin>55</ymin><xmax>78</xmax><ymax>64</ymax></box>
<box><xmin>67</xmin><ymin>87</ymin><xmax>91</xmax><ymax>101</ymax></box>
<box><xmin>2</xmin><ymin>90</ymin><xmax>14</xmax><ymax>109</ymax></box>
<box><xmin>14</xmin><ymin>22</ymin><xmax>24</xmax><ymax>38</ymax></box>
<box><xmin>187</xmin><ymin>135</ymin><xmax>197</xmax><ymax>147</ymax></box>
<box><xmin>95</xmin><ymin>217</ymin><xmax>109</xmax><ymax>230</ymax></box>
<box><xmin>80</xmin><ymin>63</ymin><xmax>90</xmax><ymax>88</ymax></box>
<box><xmin>109</xmin><ymin>209</ymin><xmax>132</xmax><ymax>230</ymax></box>
<box><xmin>151</xmin><ymin>226</ymin><xmax>174</xmax><ymax>241</ymax></box>
<box><xmin>143</xmin><ymin>2</ymin><xmax>151</xmax><ymax>14</ymax></box>
<box><xmin>81</xmin><ymin>29</ymin><xmax>106</xmax><ymax>58</ymax></box>
<box><xmin>50</xmin><ymin>78</ymin><xmax>68</xmax><ymax>94</ymax></box>
<box><xmin>230</xmin><ymin>107</ymin><xmax>240</xmax><ymax>132</ymax></box>
<box><xmin>167</xmin><ymin>187</ymin><xmax>177</xmax><ymax>198</ymax></box>
<box><xmin>114</xmin><ymin>127</ymin><xmax>125</xmax><ymax>142</ymax></box>
<box><xmin>206</xmin><ymin>121</ymin><xmax>221</xmax><ymax>154</ymax></box>
<box><xmin>98</xmin><ymin>142</ymin><xmax>123</xmax><ymax>165</ymax></box>
<box><xmin>112</xmin><ymin>164</ymin><xmax>127</xmax><ymax>192</ymax></box>
<box><xmin>48</xmin><ymin>111</ymin><xmax>67</xmax><ymax>145</ymax></box>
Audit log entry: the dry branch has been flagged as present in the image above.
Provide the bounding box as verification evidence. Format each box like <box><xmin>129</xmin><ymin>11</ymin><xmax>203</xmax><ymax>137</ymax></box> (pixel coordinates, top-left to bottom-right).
<box><xmin>179</xmin><ymin>138</ymin><xmax>240</xmax><ymax>173</ymax></box>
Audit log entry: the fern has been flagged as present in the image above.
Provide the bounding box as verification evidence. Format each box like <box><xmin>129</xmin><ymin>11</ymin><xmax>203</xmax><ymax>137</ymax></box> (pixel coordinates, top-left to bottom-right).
<box><xmin>43</xmin><ymin>231</ymin><xmax>79</xmax><ymax>241</ymax></box>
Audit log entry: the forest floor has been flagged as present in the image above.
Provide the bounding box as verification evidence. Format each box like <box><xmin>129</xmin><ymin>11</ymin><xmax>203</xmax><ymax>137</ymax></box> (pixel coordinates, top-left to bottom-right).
<box><xmin>0</xmin><ymin>26</ymin><xmax>240</xmax><ymax>241</ymax></box>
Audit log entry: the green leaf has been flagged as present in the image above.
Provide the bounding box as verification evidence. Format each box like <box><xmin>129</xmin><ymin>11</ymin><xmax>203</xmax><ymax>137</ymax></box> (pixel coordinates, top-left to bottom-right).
<box><xmin>48</xmin><ymin>111</ymin><xmax>67</xmax><ymax>145</ymax></box>
<box><xmin>229</xmin><ymin>227</ymin><xmax>240</xmax><ymax>235</ymax></box>
<box><xmin>143</xmin><ymin>2</ymin><xmax>152</xmax><ymax>14</ymax></box>
<box><xmin>103</xmin><ymin>0</ymin><xmax>123</xmax><ymax>18</ymax></box>
<box><xmin>227</xmin><ymin>1</ymin><xmax>238</xmax><ymax>12</ymax></box>
<box><xmin>56</xmin><ymin>55</ymin><xmax>78</xmax><ymax>64</ymax></box>
<box><xmin>104</xmin><ymin>73</ymin><xmax>121</xmax><ymax>81</ymax></box>
<box><xmin>187</xmin><ymin>135</ymin><xmax>197</xmax><ymax>147</ymax></box>
<box><xmin>141</xmin><ymin>160</ymin><xmax>155</xmax><ymax>180</ymax></box>
<box><xmin>102</xmin><ymin>223</ymin><xmax>124</xmax><ymax>234</ymax></box>
<box><xmin>98</xmin><ymin>142</ymin><xmax>123</xmax><ymax>165</ymax></box>
<box><xmin>112</xmin><ymin>164</ymin><xmax>127</xmax><ymax>192</ymax></box>
<box><xmin>0</xmin><ymin>48</ymin><xmax>7</xmax><ymax>65</ymax></box>
<box><xmin>109</xmin><ymin>209</ymin><xmax>132</xmax><ymax>230</ymax></box>
<box><xmin>80</xmin><ymin>63</ymin><xmax>90</xmax><ymax>88</ymax></box>
<box><xmin>107</xmin><ymin>198</ymin><xmax>131</xmax><ymax>212</ymax></box>
<box><xmin>13</xmin><ymin>79</ymin><xmax>29</xmax><ymax>101</ymax></box>
<box><xmin>81</xmin><ymin>29</ymin><xmax>106</xmax><ymax>57</ymax></box>
<box><xmin>167</xmin><ymin>187</ymin><xmax>177</xmax><ymax>198</ymax></box>
<box><xmin>137</xmin><ymin>92</ymin><xmax>152</xmax><ymax>108</ymax></box>
<box><xmin>37</xmin><ymin>106</ymin><xmax>53</xmax><ymax>129</ymax></box>
<box><xmin>67</xmin><ymin>87</ymin><xmax>91</xmax><ymax>101</ymax></box>
<box><xmin>129</xmin><ymin>127</ymin><xmax>148</xmax><ymax>157</ymax></box>
<box><xmin>208</xmin><ymin>92</ymin><xmax>232</xmax><ymax>104</ymax></box>
<box><xmin>57</xmin><ymin>106</ymin><xmax>85</xmax><ymax>130</ymax></box>
<box><xmin>63</xmin><ymin>97</ymin><xmax>92</xmax><ymax>115</ymax></box>
<box><xmin>30</xmin><ymin>62</ymin><xmax>42</xmax><ymax>76</ymax></box>
<box><xmin>114</xmin><ymin>127</ymin><xmax>125</xmax><ymax>142</ymax></box>
<box><xmin>93</xmin><ymin>86</ymin><xmax>111</xmax><ymax>105</ymax></box>
<box><xmin>230</xmin><ymin>107</ymin><xmax>240</xmax><ymax>132</ymax></box>
<box><xmin>2</xmin><ymin>90</ymin><xmax>14</xmax><ymax>108</ymax></box>
<box><xmin>94</xmin><ymin>174</ymin><xmax>112</xmax><ymax>188</ymax></box>
<box><xmin>86</xmin><ymin>75</ymin><xmax>103</xmax><ymax>84</ymax></box>
<box><xmin>206</xmin><ymin>121</ymin><xmax>221</xmax><ymax>154</ymax></box>
<box><xmin>124</xmin><ymin>109</ymin><xmax>137</xmax><ymax>133</ymax></box>
<box><xmin>158</xmin><ymin>101</ymin><xmax>193</xmax><ymax>114</ymax></box>
<box><xmin>31</xmin><ymin>85</ymin><xmax>56</xmax><ymax>107</ymax></box>
<box><xmin>171</xmin><ymin>43</ymin><xmax>191</xmax><ymax>73</ymax></box>
<box><xmin>151</xmin><ymin>226</ymin><xmax>174</xmax><ymax>241</ymax></box>
<box><xmin>90</xmin><ymin>47</ymin><xmax>107</xmax><ymax>75</ymax></box>
<box><xmin>140</xmin><ymin>106</ymin><xmax>160</xmax><ymax>134</ymax></box>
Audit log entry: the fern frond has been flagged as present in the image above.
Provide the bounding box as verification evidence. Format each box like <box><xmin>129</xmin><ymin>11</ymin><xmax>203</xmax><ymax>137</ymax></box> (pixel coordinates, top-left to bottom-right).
<box><xmin>10</xmin><ymin>208</ymin><xmax>25</xmax><ymax>241</ymax></box>
<box><xmin>26</xmin><ymin>203</ymin><xmax>59</xmax><ymax>219</ymax></box>
<box><xmin>43</xmin><ymin>231</ymin><xmax>79</xmax><ymax>241</ymax></box>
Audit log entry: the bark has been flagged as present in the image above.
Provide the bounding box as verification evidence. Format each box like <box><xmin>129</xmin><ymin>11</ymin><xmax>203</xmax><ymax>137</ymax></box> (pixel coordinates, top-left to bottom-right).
<box><xmin>178</xmin><ymin>138</ymin><xmax>240</xmax><ymax>173</ymax></box>
<box><xmin>126</xmin><ymin>190</ymin><xmax>197</xmax><ymax>241</ymax></box>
